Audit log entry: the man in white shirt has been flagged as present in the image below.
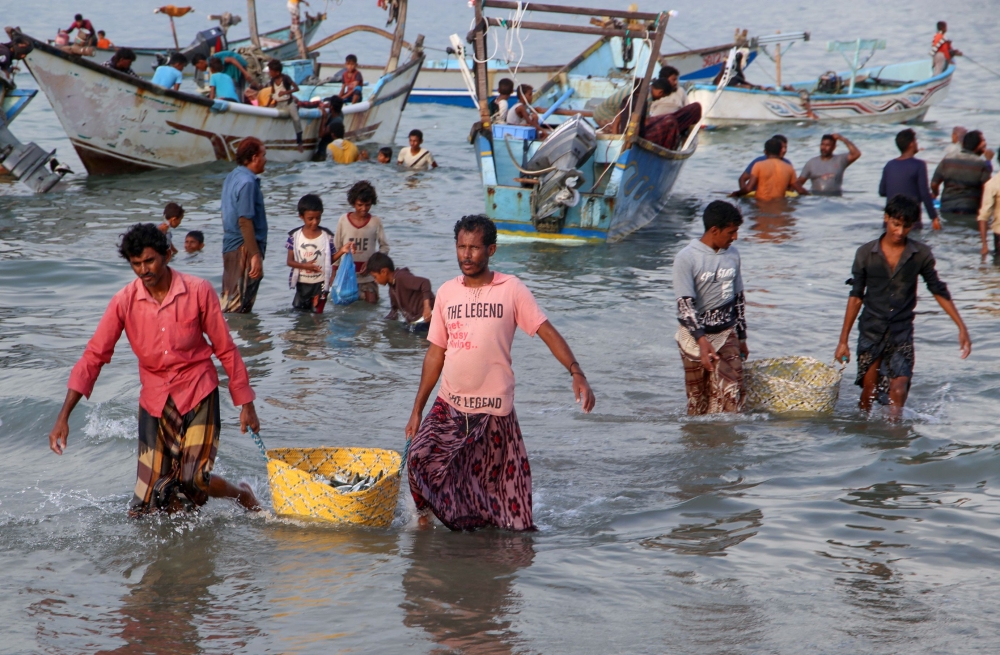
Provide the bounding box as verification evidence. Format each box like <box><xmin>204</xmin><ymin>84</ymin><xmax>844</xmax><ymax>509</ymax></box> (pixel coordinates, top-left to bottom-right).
<box><xmin>397</xmin><ymin>129</ymin><xmax>437</xmax><ymax>170</ymax></box>
<box><xmin>649</xmin><ymin>65</ymin><xmax>687</xmax><ymax>117</ymax></box>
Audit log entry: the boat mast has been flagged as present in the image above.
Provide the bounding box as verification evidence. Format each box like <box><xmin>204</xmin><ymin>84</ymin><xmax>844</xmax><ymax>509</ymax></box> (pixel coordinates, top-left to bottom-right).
<box><xmin>623</xmin><ymin>13</ymin><xmax>667</xmax><ymax>149</ymax></box>
<box><xmin>472</xmin><ymin>1</ymin><xmax>492</xmax><ymax>128</ymax></box>
<box><xmin>386</xmin><ymin>0</ymin><xmax>409</xmax><ymax>73</ymax></box>
<box><xmin>245</xmin><ymin>0</ymin><xmax>262</xmax><ymax>50</ymax></box>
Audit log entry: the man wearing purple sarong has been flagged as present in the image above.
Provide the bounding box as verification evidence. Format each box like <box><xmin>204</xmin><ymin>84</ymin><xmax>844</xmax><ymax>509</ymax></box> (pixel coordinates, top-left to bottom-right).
<box><xmin>404</xmin><ymin>215</ymin><xmax>596</xmax><ymax>531</ymax></box>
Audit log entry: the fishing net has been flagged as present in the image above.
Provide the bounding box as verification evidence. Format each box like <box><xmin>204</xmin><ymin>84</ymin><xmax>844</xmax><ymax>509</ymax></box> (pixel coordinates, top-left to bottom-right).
<box><xmin>744</xmin><ymin>356</ymin><xmax>843</xmax><ymax>415</ymax></box>
<box><xmin>267</xmin><ymin>447</ymin><xmax>402</xmax><ymax>527</ymax></box>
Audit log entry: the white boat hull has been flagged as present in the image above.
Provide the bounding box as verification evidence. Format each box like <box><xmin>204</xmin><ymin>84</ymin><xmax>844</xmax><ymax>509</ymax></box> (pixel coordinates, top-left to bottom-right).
<box><xmin>689</xmin><ymin>59</ymin><xmax>953</xmax><ymax>126</ymax></box>
<box><xmin>22</xmin><ymin>36</ymin><xmax>422</xmax><ymax>175</ymax></box>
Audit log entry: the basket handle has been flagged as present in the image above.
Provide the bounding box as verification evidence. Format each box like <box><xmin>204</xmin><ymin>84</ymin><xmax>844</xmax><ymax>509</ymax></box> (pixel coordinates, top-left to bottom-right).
<box><xmin>397</xmin><ymin>438</ymin><xmax>411</xmax><ymax>477</ymax></box>
<box><xmin>833</xmin><ymin>357</ymin><xmax>848</xmax><ymax>373</ymax></box>
<box><xmin>249</xmin><ymin>430</ymin><xmax>269</xmax><ymax>461</ymax></box>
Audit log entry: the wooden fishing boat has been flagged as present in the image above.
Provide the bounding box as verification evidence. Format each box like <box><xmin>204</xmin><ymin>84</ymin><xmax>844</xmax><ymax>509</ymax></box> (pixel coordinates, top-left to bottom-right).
<box><xmin>82</xmin><ymin>16</ymin><xmax>326</xmax><ymax>76</ymax></box>
<box><xmin>318</xmin><ymin>39</ymin><xmax>757</xmax><ymax>107</ymax></box>
<box><xmin>689</xmin><ymin>39</ymin><xmax>954</xmax><ymax>125</ymax></box>
<box><xmin>467</xmin><ymin>1</ymin><xmax>697</xmax><ymax>243</ymax></box>
<box><xmin>10</xmin><ymin>6</ymin><xmax>422</xmax><ymax>176</ymax></box>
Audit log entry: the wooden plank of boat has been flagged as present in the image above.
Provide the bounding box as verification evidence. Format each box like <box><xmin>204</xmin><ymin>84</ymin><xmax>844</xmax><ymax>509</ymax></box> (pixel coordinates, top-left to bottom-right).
<box><xmin>688</xmin><ymin>58</ymin><xmax>954</xmax><ymax>125</ymax></box>
<box><xmin>15</xmin><ymin>30</ymin><xmax>423</xmax><ymax>175</ymax></box>
<box><xmin>81</xmin><ymin>18</ymin><xmax>325</xmax><ymax>77</ymax></box>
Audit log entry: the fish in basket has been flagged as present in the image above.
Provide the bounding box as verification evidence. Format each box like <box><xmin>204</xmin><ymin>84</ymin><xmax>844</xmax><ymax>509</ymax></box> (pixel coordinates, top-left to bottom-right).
<box><xmin>744</xmin><ymin>356</ymin><xmax>844</xmax><ymax>415</ymax></box>
<box><xmin>266</xmin><ymin>447</ymin><xmax>402</xmax><ymax>527</ymax></box>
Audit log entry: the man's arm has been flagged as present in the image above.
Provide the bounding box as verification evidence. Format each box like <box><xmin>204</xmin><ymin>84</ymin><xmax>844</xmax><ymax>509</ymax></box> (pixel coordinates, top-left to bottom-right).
<box><xmin>835</xmin><ymin>134</ymin><xmax>861</xmax><ymax>164</ymax></box>
<box><xmin>405</xmin><ymin>344</ymin><xmax>445</xmax><ymax>438</ymax></box>
<box><xmin>916</xmin><ymin>161</ymin><xmax>941</xmax><ymax>228</ymax></box>
<box><xmin>978</xmin><ymin>181</ymin><xmax>997</xmax><ymax>256</ymax></box>
<box><xmin>791</xmin><ymin>174</ymin><xmax>810</xmax><ymax>195</ymax></box>
<box><xmin>933</xmin><ymin>295</ymin><xmax>972</xmax><ymax>358</ymax></box>
<box><xmin>931</xmin><ymin>162</ymin><xmax>943</xmax><ymax>197</ymax></box>
<box><xmin>536</xmin><ymin>321</ymin><xmax>596</xmax><ymax>413</ymax></box>
<box><xmin>834</xmin><ymin>297</ymin><xmax>863</xmax><ymax>363</ymax></box>
<box><xmin>200</xmin><ymin>282</ymin><xmax>260</xmax><ymax>432</ymax></box>
<box><xmin>878</xmin><ymin>168</ymin><xmax>888</xmax><ymax>198</ymax></box>
<box><xmin>49</xmin><ymin>296</ymin><xmax>126</xmax><ymax>453</ymax></box>
<box><xmin>223</xmin><ymin>57</ymin><xmax>252</xmax><ymax>82</ymax></box>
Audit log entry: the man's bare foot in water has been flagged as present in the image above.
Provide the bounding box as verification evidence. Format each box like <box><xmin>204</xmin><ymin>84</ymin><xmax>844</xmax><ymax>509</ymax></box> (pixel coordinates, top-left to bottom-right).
<box><xmin>237</xmin><ymin>482</ymin><xmax>261</xmax><ymax>511</ymax></box>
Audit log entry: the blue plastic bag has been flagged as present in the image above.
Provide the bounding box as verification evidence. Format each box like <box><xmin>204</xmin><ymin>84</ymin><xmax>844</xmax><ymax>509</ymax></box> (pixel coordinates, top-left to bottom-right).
<box><xmin>332</xmin><ymin>253</ymin><xmax>359</xmax><ymax>305</ymax></box>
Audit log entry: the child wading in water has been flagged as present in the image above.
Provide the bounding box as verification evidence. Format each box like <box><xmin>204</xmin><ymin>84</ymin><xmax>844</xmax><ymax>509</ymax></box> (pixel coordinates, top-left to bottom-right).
<box><xmin>158</xmin><ymin>202</ymin><xmax>184</xmax><ymax>257</ymax></box>
<box><xmin>333</xmin><ymin>181</ymin><xmax>390</xmax><ymax>304</ymax></box>
<box><xmin>397</xmin><ymin>129</ymin><xmax>437</xmax><ymax>170</ymax></box>
<box><xmin>368</xmin><ymin>252</ymin><xmax>434</xmax><ymax>331</ymax></box>
<box><xmin>286</xmin><ymin>194</ymin><xmax>334</xmax><ymax>312</ymax></box>
<box><xmin>835</xmin><ymin>194</ymin><xmax>972</xmax><ymax>419</ymax></box>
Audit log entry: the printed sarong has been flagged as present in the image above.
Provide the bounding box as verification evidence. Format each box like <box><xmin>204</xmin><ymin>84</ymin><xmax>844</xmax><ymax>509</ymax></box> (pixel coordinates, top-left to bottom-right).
<box><xmin>408</xmin><ymin>398</ymin><xmax>535</xmax><ymax>531</ymax></box>
<box><xmin>676</xmin><ymin>328</ymin><xmax>744</xmax><ymax>415</ymax></box>
<box><xmin>131</xmin><ymin>389</ymin><xmax>220</xmax><ymax>515</ymax></box>
<box><xmin>221</xmin><ymin>245</ymin><xmax>262</xmax><ymax>313</ymax></box>
<box><xmin>855</xmin><ymin>332</ymin><xmax>915</xmax><ymax>406</ymax></box>
<box><xmin>643</xmin><ymin>102</ymin><xmax>702</xmax><ymax>150</ymax></box>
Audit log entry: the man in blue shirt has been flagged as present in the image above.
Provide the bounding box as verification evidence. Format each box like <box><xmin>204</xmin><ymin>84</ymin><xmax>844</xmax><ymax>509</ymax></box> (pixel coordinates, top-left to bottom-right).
<box><xmin>220</xmin><ymin>137</ymin><xmax>268</xmax><ymax>313</ymax></box>
<box><xmin>151</xmin><ymin>52</ymin><xmax>187</xmax><ymax>91</ymax></box>
<box><xmin>213</xmin><ymin>49</ymin><xmax>252</xmax><ymax>97</ymax></box>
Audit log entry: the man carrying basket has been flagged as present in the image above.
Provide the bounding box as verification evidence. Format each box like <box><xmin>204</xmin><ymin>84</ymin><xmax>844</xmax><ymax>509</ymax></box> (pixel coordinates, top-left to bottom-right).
<box><xmin>404</xmin><ymin>215</ymin><xmax>596</xmax><ymax>531</ymax></box>
<box><xmin>673</xmin><ymin>201</ymin><xmax>749</xmax><ymax>415</ymax></box>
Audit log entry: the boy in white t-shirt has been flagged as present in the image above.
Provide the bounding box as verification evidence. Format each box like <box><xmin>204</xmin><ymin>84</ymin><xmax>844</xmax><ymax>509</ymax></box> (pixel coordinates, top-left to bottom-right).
<box><xmin>286</xmin><ymin>194</ymin><xmax>334</xmax><ymax>312</ymax></box>
<box><xmin>333</xmin><ymin>181</ymin><xmax>391</xmax><ymax>303</ymax></box>
<box><xmin>397</xmin><ymin>129</ymin><xmax>437</xmax><ymax>170</ymax></box>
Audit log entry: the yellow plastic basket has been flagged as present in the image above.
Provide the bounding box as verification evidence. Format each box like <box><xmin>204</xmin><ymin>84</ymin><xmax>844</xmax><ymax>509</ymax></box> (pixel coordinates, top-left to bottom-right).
<box><xmin>744</xmin><ymin>356</ymin><xmax>844</xmax><ymax>415</ymax></box>
<box><xmin>266</xmin><ymin>447</ymin><xmax>402</xmax><ymax>527</ymax></box>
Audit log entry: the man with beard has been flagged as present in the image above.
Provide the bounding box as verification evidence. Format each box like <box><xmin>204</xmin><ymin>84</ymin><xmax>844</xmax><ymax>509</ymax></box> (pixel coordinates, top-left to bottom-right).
<box><xmin>404</xmin><ymin>215</ymin><xmax>595</xmax><ymax>531</ymax></box>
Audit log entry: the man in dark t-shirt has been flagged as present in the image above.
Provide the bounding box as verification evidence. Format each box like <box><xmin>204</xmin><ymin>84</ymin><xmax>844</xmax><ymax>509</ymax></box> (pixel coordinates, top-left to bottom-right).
<box><xmin>834</xmin><ymin>195</ymin><xmax>970</xmax><ymax>419</ymax></box>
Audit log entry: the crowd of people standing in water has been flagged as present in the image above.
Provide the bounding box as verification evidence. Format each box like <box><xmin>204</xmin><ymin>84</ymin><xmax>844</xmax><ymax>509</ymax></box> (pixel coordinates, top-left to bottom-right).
<box><xmin>38</xmin><ymin>12</ymin><xmax>998</xmax><ymax>533</ymax></box>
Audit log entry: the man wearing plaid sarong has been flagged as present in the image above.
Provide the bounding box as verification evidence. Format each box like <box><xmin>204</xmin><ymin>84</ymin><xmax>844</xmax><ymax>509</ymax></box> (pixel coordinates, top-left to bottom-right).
<box><xmin>48</xmin><ymin>224</ymin><xmax>261</xmax><ymax>515</ymax></box>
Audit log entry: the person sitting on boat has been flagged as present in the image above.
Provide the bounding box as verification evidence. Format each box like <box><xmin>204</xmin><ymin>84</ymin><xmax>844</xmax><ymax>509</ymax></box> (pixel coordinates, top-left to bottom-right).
<box><xmin>649</xmin><ymin>66</ymin><xmax>687</xmax><ymax>117</ymax></box>
<box><xmin>332</xmin><ymin>54</ymin><xmax>364</xmax><ymax>104</ymax></box>
<box><xmin>593</xmin><ymin>80</ymin><xmax>639</xmax><ymax>134</ymax></box>
<box><xmin>151</xmin><ymin>52</ymin><xmax>188</xmax><ymax>92</ymax></box>
<box><xmin>103</xmin><ymin>48</ymin><xmax>140</xmax><ymax>78</ymax></box>
<box><xmin>506</xmin><ymin>84</ymin><xmax>546</xmax><ymax>136</ymax></box>
<box><xmin>931</xmin><ymin>21</ymin><xmax>961</xmax><ymax>76</ymax></box>
<box><xmin>190</xmin><ymin>53</ymin><xmax>210</xmax><ymax>95</ymax></box>
<box><xmin>0</xmin><ymin>35</ymin><xmax>31</xmax><ymax>76</ymax></box>
<box><xmin>96</xmin><ymin>31</ymin><xmax>113</xmax><ymax>50</ymax></box>
<box><xmin>326</xmin><ymin>122</ymin><xmax>360</xmax><ymax>164</ymax></box>
<box><xmin>66</xmin><ymin>14</ymin><xmax>97</xmax><ymax>48</ymax></box>
<box><xmin>880</xmin><ymin>129</ymin><xmax>940</xmax><ymax>230</ymax></box>
<box><xmin>745</xmin><ymin>137</ymin><xmax>809</xmax><ymax>201</ymax></box>
<box><xmin>398</xmin><ymin>129</ymin><xmax>438</xmax><ymax>170</ymax></box>
<box><xmin>266</xmin><ymin>59</ymin><xmax>305</xmax><ymax>152</ymax></box>
<box><xmin>797</xmin><ymin>133</ymin><xmax>861</xmax><ymax>196</ymax></box>
<box><xmin>932</xmin><ymin>129</ymin><xmax>992</xmax><ymax>218</ymax></box>
<box><xmin>207</xmin><ymin>57</ymin><xmax>241</xmax><ymax>103</ymax></box>
<box><xmin>642</xmin><ymin>80</ymin><xmax>702</xmax><ymax>151</ymax></box>
<box><xmin>489</xmin><ymin>77</ymin><xmax>515</xmax><ymax>125</ymax></box>
<box><xmin>737</xmin><ymin>135</ymin><xmax>791</xmax><ymax>194</ymax></box>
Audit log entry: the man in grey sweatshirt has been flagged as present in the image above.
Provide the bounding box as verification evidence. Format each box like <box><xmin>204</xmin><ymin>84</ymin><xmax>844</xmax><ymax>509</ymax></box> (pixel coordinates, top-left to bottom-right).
<box><xmin>672</xmin><ymin>201</ymin><xmax>748</xmax><ymax>415</ymax></box>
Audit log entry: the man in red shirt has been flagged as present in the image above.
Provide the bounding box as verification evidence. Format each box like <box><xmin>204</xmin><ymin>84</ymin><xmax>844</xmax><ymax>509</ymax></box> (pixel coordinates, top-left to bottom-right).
<box><xmin>47</xmin><ymin>224</ymin><xmax>261</xmax><ymax>516</ymax></box>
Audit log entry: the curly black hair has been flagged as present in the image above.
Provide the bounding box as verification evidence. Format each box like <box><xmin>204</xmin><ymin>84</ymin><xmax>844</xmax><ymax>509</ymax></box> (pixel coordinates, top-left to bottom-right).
<box><xmin>453</xmin><ymin>214</ymin><xmax>497</xmax><ymax>246</ymax></box>
<box><xmin>347</xmin><ymin>180</ymin><xmax>378</xmax><ymax>206</ymax></box>
<box><xmin>118</xmin><ymin>223</ymin><xmax>169</xmax><ymax>260</ymax></box>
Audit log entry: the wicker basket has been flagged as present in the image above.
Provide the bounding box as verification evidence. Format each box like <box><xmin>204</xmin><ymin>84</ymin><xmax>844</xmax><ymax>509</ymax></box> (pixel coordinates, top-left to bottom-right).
<box><xmin>266</xmin><ymin>447</ymin><xmax>402</xmax><ymax>527</ymax></box>
<box><xmin>744</xmin><ymin>356</ymin><xmax>844</xmax><ymax>415</ymax></box>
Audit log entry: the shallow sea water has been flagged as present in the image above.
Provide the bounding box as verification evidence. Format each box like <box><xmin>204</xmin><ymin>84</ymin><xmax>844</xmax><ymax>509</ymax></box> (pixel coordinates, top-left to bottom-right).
<box><xmin>3</xmin><ymin>0</ymin><xmax>1000</xmax><ymax>653</ymax></box>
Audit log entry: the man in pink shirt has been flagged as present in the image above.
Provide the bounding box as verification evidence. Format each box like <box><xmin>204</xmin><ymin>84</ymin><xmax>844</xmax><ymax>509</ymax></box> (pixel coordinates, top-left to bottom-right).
<box><xmin>405</xmin><ymin>215</ymin><xmax>596</xmax><ymax>531</ymax></box>
<box><xmin>47</xmin><ymin>224</ymin><xmax>261</xmax><ymax>516</ymax></box>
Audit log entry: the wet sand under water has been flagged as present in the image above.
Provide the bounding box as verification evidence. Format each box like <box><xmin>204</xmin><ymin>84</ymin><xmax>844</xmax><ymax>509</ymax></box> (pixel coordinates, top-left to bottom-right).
<box><xmin>4</xmin><ymin>0</ymin><xmax>1000</xmax><ymax>653</ymax></box>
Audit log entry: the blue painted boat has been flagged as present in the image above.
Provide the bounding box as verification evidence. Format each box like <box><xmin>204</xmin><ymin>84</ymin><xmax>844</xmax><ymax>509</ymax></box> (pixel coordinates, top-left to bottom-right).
<box><xmin>468</xmin><ymin>5</ymin><xmax>696</xmax><ymax>243</ymax></box>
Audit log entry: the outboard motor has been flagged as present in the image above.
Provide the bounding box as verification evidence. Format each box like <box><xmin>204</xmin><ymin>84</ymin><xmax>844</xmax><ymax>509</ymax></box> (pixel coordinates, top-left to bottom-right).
<box><xmin>523</xmin><ymin>114</ymin><xmax>597</xmax><ymax>232</ymax></box>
